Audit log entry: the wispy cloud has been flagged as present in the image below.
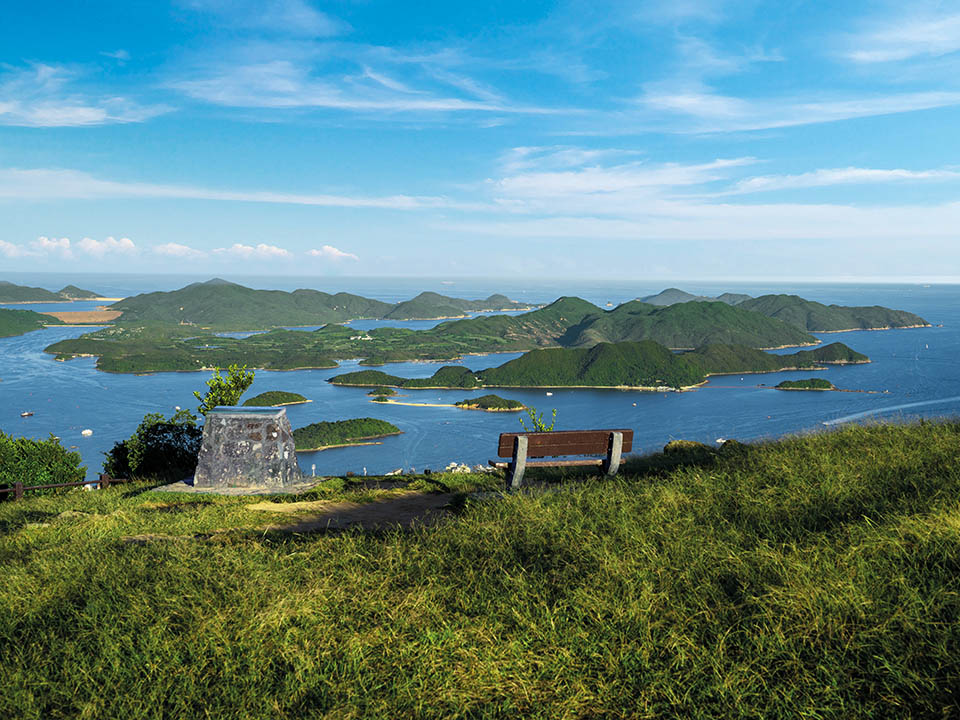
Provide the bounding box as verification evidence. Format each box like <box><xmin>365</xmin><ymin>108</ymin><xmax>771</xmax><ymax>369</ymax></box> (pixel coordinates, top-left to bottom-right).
<box><xmin>848</xmin><ymin>12</ymin><xmax>960</xmax><ymax>63</ymax></box>
<box><xmin>0</xmin><ymin>235</ymin><xmax>137</xmax><ymax>259</ymax></box>
<box><xmin>726</xmin><ymin>167</ymin><xmax>960</xmax><ymax>194</ymax></box>
<box><xmin>0</xmin><ymin>63</ymin><xmax>168</xmax><ymax>127</ymax></box>
<box><xmin>308</xmin><ymin>245</ymin><xmax>358</xmax><ymax>261</ymax></box>
<box><xmin>213</xmin><ymin>243</ymin><xmax>292</xmax><ymax>259</ymax></box>
<box><xmin>0</xmin><ymin>167</ymin><xmax>480</xmax><ymax>210</ymax></box>
<box><xmin>639</xmin><ymin>85</ymin><xmax>960</xmax><ymax>132</ymax></box>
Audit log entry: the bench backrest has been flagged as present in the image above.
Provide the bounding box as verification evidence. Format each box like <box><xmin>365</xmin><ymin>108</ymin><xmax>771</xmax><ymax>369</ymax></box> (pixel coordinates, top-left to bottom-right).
<box><xmin>497</xmin><ymin>429</ymin><xmax>634</xmax><ymax>458</ymax></box>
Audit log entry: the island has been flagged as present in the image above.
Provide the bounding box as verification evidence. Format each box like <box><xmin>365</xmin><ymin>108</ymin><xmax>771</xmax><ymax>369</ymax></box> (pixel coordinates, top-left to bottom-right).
<box><xmin>0</xmin><ymin>308</ymin><xmax>63</xmax><ymax>338</ymax></box>
<box><xmin>367</xmin><ymin>387</ymin><xmax>397</xmax><ymax>396</ymax></box>
<box><xmin>42</xmin><ymin>281</ymin><xmax>919</xmax><ymax>374</ymax></box>
<box><xmin>454</xmin><ymin>394</ymin><xmax>526</xmax><ymax>411</ymax></box>
<box><xmin>242</xmin><ymin>390</ymin><xmax>310</xmax><ymax>406</ymax></box>
<box><xmin>292</xmin><ymin>418</ymin><xmax>402</xmax><ymax>451</ymax></box>
<box><xmin>775</xmin><ymin>378</ymin><xmax>837</xmax><ymax>391</ymax></box>
<box><xmin>330</xmin><ymin>341</ymin><xmax>870</xmax><ymax>391</ymax></box>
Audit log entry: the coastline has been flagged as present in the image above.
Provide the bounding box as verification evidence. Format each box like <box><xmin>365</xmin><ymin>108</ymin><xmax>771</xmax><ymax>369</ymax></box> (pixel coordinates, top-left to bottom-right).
<box><xmin>296</xmin><ymin>431</ymin><xmax>403</xmax><ymax>452</ymax></box>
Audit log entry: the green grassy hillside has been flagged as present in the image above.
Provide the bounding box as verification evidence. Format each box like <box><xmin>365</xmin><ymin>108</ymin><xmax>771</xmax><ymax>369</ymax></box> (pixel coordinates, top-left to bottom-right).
<box><xmin>0</xmin><ymin>308</ymin><xmax>62</xmax><ymax>337</ymax></box>
<box><xmin>382</xmin><ymin>292</ymin><xmax>530</xmax><ymax>320</ymax></box>
<box><xmin>56</xmin><ymin>285</ymin><xmax>100</xmax><ymax>299</ymax></box>
<box><xmin>2</xmin><ymin>421</ymin><xmax>959</xmax><ymax>717</ymax></box>
<box><xmin>0</xmin><ymin>281</ymin><xmax>63</xmax><ymax>303</ymax></box>
<box><xmin>739</xmin><ymin>293</ymin><xmax>929</xmax><ymax>331</ymax></box>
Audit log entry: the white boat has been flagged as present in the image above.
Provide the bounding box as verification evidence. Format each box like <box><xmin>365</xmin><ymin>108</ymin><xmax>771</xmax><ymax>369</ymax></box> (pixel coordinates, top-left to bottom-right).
<box><xmin>81</xmin><ymin>429</ymin><xmax>93</xmax><ymax>437</ymax></box>
<box><xmin>20</xmin><ymin>411</ymin><xmax>33</xmax><ymax>417</ymax></box>
<box><xmin>545</xmin><ymin>391</ymin><xmax>553</xmax><ymax>396</ymax></box>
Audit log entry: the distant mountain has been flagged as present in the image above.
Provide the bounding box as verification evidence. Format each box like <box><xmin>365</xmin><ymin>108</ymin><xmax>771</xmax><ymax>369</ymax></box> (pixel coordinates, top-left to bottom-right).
<box><xmin>737</xmin><ymin>294</ymin><xmax>930</xmax><ymax>332</ymax></box>
<box><xmin>382</xmin><ymin>291</ymin><xmax>530</xmax><ymax>320</ymax></box>
<box><xmin>0</xmin><ymin>281</ymin><xmax>101</xmax><ymax>303</ymax></box>
<box><xmin>640</xmin><ymin>288</ymin><xmax>751</xmax><ymax>306</ymax></box>
<box><xmin>0</xmin><ymin>308</ymin><xmax>63</xmax><ymax>337</ymax></box>
<box><xmin>57</xmin><ymin>285</ymin><xmax>100</xmax><ymax>300</ymax></box>
<box><xmin>559</xmin><ymin>300</ymin><xmax>816</xmax><ymax>349</ymax></box>
<box><xmin>107</xmin><ymin>279</ymin><xmax>532</xmax><ymax>331</ymax></box>
<box><xmin>330</xmin><ymin>340</ymin><xmax>870</xmax><ymax>390</ymax></box>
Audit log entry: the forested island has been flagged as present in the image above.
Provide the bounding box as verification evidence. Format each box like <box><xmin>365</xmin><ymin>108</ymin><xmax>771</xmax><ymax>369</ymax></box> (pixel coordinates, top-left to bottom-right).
<box><xmin>292</xmin><ymin>418</ymin><xmax>401</xmax><ymax>451</ymax></box>
<box><xmin>0</xmin><ymin>308</ymin><xmax>63</xmax><ymax>337</ymax></box>
<box><xmin>455</xmin><ymin>394</ymin><xmax>526</xmax><ymax>411</ymax></box>
<box><xmin>242</xmin><ymin>391</ymin><xmax>310</xmax><ymax>406</ymax></box>
<box><xmin>38</xmin><ymin>280</ymin><xmax>921</xmax><ymax>374</ymax></box>
<box><xmin>329</xmin><ymin>341</ymin><xmax>869</xmax><ymax>391</ymax></box>
<box><xmin>775</xmin><ymin>378</ymin><xmax>837</xmax><ymax>391</ymax></box>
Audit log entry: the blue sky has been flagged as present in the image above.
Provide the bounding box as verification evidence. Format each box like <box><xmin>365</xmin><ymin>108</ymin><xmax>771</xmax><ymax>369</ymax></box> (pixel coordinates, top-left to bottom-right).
<box><xmin>2</xmin><ymin>0</ymin><xmax>960</xmax><ymax>280</ymax></box>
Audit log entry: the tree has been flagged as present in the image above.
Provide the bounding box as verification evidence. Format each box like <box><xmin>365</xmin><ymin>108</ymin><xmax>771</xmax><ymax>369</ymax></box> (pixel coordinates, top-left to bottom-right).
<box><xmin>518</xmin><ymin>406</ymin><xmax>557</xmax><ymax>432</ymax></box>
<box><xmin>102</xmin><ymin>409</ymin><xmax>202</xmax><ymax>482</ymax></box>
<box><xmin>194</xmin><ymin>364</ymin><xmax>255</xmax><ymax>416</ymax></box>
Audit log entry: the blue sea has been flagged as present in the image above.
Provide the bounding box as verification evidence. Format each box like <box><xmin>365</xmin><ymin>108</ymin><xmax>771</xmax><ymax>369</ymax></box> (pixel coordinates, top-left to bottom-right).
<box><xmin>1</xmin><ymin>273</ymin><xmax>956</xmax><ymax>480</ymax></box>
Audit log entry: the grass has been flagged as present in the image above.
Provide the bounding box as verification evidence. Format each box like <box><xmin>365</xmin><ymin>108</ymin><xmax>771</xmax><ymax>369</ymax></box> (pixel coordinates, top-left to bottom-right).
<box><xmin>2</xmin><ymin>421</ymin><xmax>960</xmax><ymax>718</ymax></box>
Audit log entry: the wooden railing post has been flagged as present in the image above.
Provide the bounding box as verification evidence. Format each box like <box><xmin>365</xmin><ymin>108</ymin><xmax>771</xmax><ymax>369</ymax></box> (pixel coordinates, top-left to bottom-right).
<box><xmin>99</xmin><ymin>473</ymin><xmax>111</xmax><ymax>490</ymax></box>
<box><xmin>13</xmin><ymin>481</ymin><xmax>24</xmax><ymax>501</ymax></box>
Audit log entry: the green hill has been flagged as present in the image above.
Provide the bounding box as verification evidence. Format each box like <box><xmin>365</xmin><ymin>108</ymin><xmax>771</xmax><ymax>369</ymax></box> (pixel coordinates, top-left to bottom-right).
<box><xmin>331</xmin><ymin>341</ymin><xmax>870</xmax><ymax>390</ymax></box>
<box><xmin>560</xmin><ymin>301</ymin><xmax>817</xmax><ymax>349</ymax></box>
<box><xmin>56</xmin><ymin>285</ymin><xmax>100</xmax><ymax>300</ymax></box>
<box><xmin>109</xmin><ymin>279</ymin><xmax>394</xmax><ymax>331</ymax></box>
<box><xmin>738</xmin><ymin>294</ymin><xmax>929</xmax><ymax>331</ymax></box>
<box><xmin>292</xmin><ymin>418</ymin><xmax>401</xmax><ymax>450</ymax></box>
<box><xmin>242</xmin><ymin>391</ymin><xmax>309</xmax><ymax>406</ymax></box>
<box><xmin>0</xmin><ymin>281</ymin><xmax>63</xmax><ymax>303</ymax></box>
<box><xmin>0</xmin><ymin>308</ymin><xmax>63</xmax><ymax>337</ymax></box>
<box><xmin>640</xmin><ymin>288</ymin><xmax>751</xmax><ymax>306</ymax></box>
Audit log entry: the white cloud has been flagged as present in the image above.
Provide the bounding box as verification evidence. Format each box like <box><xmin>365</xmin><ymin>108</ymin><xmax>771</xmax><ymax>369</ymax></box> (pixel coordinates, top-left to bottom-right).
<box><xmin>0</xmin><ymin>240</ymin><xmax>33</xmax><ymax>258</ymax></box>
<box><xmin>213</xmin><ymin>243</ymin><xmax>292</xmax><ymax>259</ymax></box>
<box><xmin>153</xmin><ymin>242</ymin><xmax>207</xmax><ymax>258</ymax></box>
<box><xmin>0</xmin><ymin>63</ymin><xmax>168</xmax><ymax>127</ymax></box>
<box><xmin>848</xmin><ymin>13</ymin><xmax>960</xmax><ymax>63</ymax></box>
<box><xmin>727</xmin><ymin>167</ymin><xmax>960</xmax><ymax>194</ymax></box>
<box><xmin>77</xmin><ymin>236</ymin><xmax>137</xmax><ymax>256</ymax></box>
<box><xmin>307</xmin><ymin>245</ymin><xmax>358</xmax><ymax>261</ymax></box>
<box><xmin>639</xmin><ymin>85</ymin><xmax>960</xmax><ymax>132</ymax></box>
<box><xmin>100</xmin><ymin>49</ymin><xmax>131</xmax><ymax>62</ymax></box>
<box><xmin>32</xmin><ymin>236</ymin><xmax>72</xmax><ymax>258</ymax></box>
<box><xmin>0</xmin><ymin>167</ymin><xmax>479</xmax><ymax>210</ymax></box>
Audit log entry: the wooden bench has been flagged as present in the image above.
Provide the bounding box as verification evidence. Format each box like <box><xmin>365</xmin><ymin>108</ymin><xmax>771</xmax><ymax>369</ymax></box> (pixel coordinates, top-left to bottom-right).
<box><xmin>490</xmin><ymin>429</ymin><xmax>633</xmax><ymax>489</ymax></box>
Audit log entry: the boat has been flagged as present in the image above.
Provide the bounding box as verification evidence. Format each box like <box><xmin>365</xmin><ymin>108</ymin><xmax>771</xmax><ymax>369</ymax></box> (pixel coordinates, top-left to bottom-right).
<box><xmin>81</xmin><ymin>429</ymin><xmax>93</xmax><ymax>437</ymax></box>
<box><xmin>545</xmin><ymin>391</ymin><xmax>553</xmax><ymax>396</ymax></box>
<box><xmin>20</xmin><ymin>411</ymin><xmax>33</xmax><ymax>417</ymax></box>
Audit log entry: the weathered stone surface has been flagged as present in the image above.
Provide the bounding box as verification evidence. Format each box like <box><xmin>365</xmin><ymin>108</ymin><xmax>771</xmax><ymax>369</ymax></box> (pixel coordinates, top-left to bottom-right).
<box><xmin>194</xmin><ymin>407</ymin><xmax>302</xmax><ymax>489</ymax></box>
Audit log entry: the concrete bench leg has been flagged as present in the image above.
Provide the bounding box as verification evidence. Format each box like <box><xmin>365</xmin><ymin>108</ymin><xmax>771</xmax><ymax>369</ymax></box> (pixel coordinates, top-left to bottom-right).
<box><xmin>603</xmin><ymin>432</ymin><xmax>623</xmax><ymax>477</ymax></box>
<box><xmin>506</xmin><ymin>435</ymin><xmax>528</xmax><ymax>490</ymax></box>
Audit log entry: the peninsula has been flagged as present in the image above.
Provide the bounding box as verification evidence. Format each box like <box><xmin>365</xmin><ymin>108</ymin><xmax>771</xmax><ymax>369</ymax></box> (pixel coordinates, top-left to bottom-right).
<box><xmin>0</xmin><ymin>280</ymin><xmax>108</xmax><ymax>303</ymax></box>
<box><xmin>0</xmin><ymin>308</ymin><xmax>63</xmax><ymax>338</ymax></box>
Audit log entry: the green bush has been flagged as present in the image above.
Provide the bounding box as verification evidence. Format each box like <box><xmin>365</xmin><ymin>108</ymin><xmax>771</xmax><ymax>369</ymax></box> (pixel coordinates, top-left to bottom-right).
<box><xmin>103</xmin><ymin>410</ymin><xmax>202</xmax><ymax>483</ymax></box>
<box><xmin>0</xmin><ymin>431</ymin><xmax>84</xmax><ymax>496</ymax></box>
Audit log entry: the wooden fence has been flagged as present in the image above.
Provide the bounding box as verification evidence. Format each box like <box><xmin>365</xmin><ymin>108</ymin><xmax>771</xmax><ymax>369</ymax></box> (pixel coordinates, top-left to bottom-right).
<box><xmin>0</xmin><ymin>474</ymin><xmax>133</xmax><ymax>501</ymax></box>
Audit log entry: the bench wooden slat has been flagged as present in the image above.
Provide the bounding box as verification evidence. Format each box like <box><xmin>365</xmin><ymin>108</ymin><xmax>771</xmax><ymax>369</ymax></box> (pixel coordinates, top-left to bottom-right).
<box><xmin>497</xmin><ymin>429</ymin><xmax>633</xmax><ymax>458</ymax></box>
<box><xmin>490</xmin><ymin>458</ymin><xmax>603</xmax><ymax>469</ymax></box>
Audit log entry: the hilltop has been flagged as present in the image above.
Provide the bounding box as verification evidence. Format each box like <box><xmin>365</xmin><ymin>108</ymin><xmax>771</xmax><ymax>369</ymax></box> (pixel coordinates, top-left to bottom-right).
<box><xmin>382</xmin><ymin>291</ymin><xmax>531</xmax><ymax>320</ymax></box>
<box><xmin>2</xmin><ymin>421</ymin><xmax>959</xmax><ymax>717</ymax></box>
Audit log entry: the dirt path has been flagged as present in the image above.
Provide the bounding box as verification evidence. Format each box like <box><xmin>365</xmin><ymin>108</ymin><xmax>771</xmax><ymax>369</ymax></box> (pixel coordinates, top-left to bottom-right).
<box><xmin>248</xmin><ymin>490</ymin><xmax>456</xmax><ymax>531</ymax></box>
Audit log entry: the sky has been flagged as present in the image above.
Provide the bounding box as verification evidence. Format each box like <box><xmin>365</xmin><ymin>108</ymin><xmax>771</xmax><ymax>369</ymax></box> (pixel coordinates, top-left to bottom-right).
<box><xmin>2</xmin><ymin>0</ymin><xmax>960</xmax><ymax>281</ymax></box>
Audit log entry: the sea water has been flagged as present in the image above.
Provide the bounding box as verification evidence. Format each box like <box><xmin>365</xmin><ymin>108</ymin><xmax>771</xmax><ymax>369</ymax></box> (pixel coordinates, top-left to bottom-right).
<box><xmin>1</xmin><ymin>274</ymin><xmax>956</xmax><ymax>479</ymax></box>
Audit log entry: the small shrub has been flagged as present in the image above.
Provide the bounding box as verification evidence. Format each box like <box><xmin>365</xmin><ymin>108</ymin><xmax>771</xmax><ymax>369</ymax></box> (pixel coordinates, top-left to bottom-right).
<box><xmin>0</xmin><ymin>431</ymin><xmax>85</xmax><ymax>497</ymax></box>
<box><xmin>194</xmin><ymin>364</ymin><xmax>255</xmax><ymax>416</ymax></box>
<box><xmin>519</xmin><ymin>406</ymin><xmax>557</xmax><ymax>432</ymax></box>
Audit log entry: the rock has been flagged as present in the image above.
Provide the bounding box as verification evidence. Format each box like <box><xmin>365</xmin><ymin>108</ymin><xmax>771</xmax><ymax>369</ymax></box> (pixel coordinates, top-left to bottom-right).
<box><xmin>664</xmin><ymin>440</ymin><xmax>713</xmax><ymax>454</ymax></box>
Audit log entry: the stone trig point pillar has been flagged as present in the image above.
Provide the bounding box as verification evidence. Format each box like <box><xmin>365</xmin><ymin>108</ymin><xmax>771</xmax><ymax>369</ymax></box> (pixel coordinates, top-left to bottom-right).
<box><xmin>193</xmin><ymin>406</ymin><xmax>302</xmax><ymax>490</ymax></box>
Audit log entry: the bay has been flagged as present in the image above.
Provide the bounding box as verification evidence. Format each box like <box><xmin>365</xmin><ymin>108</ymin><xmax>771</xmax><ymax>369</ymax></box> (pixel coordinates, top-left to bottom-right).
<box><xmin>1</xmin><ymin>274</ymin><xmax>956</xmax><ymax>480</ymax></box>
